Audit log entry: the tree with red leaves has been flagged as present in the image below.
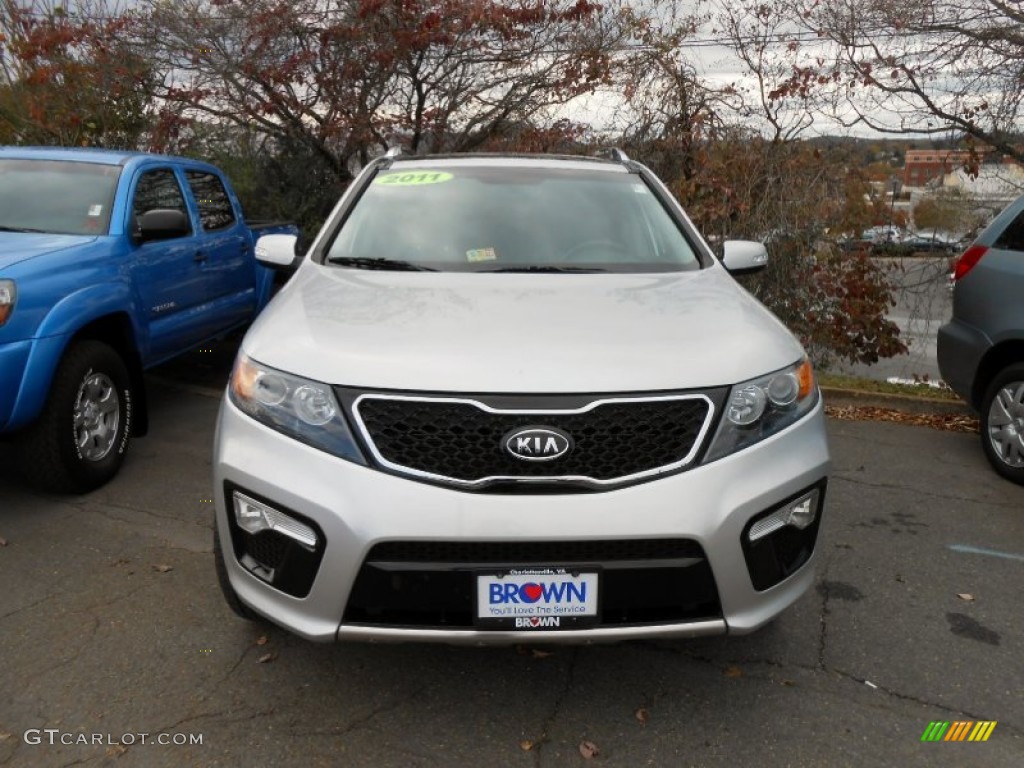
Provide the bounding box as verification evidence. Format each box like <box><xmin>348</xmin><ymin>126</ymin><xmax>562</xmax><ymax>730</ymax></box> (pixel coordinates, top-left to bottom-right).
<box><xmin>756</xmin><ymin>0</ymin><xmax>1024</xmax><ymax>162</ymax></box>
<box><xmin>141</xmin><ymin>0</ymin><xmax>632</xmax><ymax>180</ymax></box>
<box><xmin>0</xmin><ymin>0</ymin><xmax>155</xmax><ymax>147</ymax></box>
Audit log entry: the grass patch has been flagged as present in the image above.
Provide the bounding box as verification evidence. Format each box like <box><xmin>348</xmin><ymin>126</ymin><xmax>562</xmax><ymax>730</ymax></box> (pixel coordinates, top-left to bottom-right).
<box><xmin>817</xmin><ymin>372</ymin><xmax>961</xmax><ymax>400</ymax></box>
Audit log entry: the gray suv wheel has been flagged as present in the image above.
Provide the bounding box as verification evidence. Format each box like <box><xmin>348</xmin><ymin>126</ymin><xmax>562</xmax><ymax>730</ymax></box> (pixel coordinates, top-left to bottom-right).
<box><xmin>981</xmin><ymin>363</ymin><xmax>1024</xmax><ymax>484</ymax></box>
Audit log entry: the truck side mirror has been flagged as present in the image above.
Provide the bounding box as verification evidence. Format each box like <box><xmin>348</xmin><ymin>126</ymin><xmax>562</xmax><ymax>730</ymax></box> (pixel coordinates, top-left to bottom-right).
<box><xmin>136</xmin><ymin>209</ymin><xmax>191</xmax><ymax>242</ymax></box>
<box><xmin>255</xmin><ymin>234</ymin><xmax>300</xmax><ymax>269</ymax></box>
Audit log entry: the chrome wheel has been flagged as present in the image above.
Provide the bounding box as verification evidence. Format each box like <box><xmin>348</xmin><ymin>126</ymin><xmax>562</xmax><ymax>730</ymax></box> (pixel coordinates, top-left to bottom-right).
<box><xmin>74</xmin><ymin>372</ymin><xmax>121</xmax><ymax>462</ymax></box>
<box><xmin>986</xmin><ymin>380</ymin><xmax>1024</xmax><ymax>469</ymax></box>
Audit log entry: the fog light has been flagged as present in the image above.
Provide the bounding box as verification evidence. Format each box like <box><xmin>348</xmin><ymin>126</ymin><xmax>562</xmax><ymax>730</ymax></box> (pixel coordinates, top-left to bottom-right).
<box><xmin>783</xmin><ymin>495</ymin><xmax>816</xmax><ymax>529</ymax></box>
<box><xmin>748</xmin><ymin>489</ymin><xmax>820</xmax><ymax>542</ymax></box>
<box><xmin>232</xmin><ymin>491</ymin><xmax>318</xmax><ymax>550</ymax></box>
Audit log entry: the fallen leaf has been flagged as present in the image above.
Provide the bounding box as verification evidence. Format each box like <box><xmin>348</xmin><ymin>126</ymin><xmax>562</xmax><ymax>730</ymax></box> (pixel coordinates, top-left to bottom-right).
<box><xmin>519</xmin><ymin>740</ymin><xmax>534</xmax><ymax>752</ymax></box>
<box><xmin>634</xmin><ymin>707</ymin><xmax>649</xmax><ymax>724</ymax></box>
<box><xmin>957</xmin><ymin>593</ymin><xmax>975</xmax><ymax>602</ymax></box>
<box><xmin>724</xmin><ymin>665</ymin><xmax>743</xmax><ymax>678</ymax></box>
<box><xmin>153</xmin><ymin>564</ymin><xmax>173</xmax><ymax>573</ymax></box>
<box><xmin>531</xmin><ymin>649</ymin><xmax>554</xmax><ymax>659</ymax></box>
<box><xmin>824</xmin><ymin>405</ymin><xmax>978</xmax><ymax>434</ymax></box>
<box><xmin>781</xmin><ymin>680</ymin><xmax>795</xmax><ymax>687</ymax></box>
<box><xmin>578</xmin><ymin>740</ymin><xmax>599</xmax><ymax>759</ymax></box>
<box><xmin>257</xmin><ymin>652</ymin><xmax>277</xmax><ymax>664</ymax></box>
<box><xmin>0</xmin><ymin>537</ymin><xmax>8</xmax><ymax>547</ymax></box>
<box><xmin>105</xmin><ymin>744</ymin><xmax>127</xmax><ymax>757</ymax></box>
<box><xmin>0</xmin><ymin>733</ymin><xmax>11</xmax><ymax>741</ymax></box>
<box><xmin>255</xmin><ymin>635</ymin><xmax>269</xmax><ymax>646</ymax></box>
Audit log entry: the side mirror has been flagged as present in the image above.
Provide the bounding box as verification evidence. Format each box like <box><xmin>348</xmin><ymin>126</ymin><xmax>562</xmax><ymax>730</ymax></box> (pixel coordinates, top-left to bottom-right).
<box><xmin>255</xmin><ymin>233</ymin><xmax>300</xmax><ymax>269</ymax></box>
<box><xmin>136</xmin><ymin>209</ymin><xmax>190</xmax><ymax>242</ymax></box>
<box><xmin>722</xmin><ymin>240</ymin><xmax>769</xmax><ymax>275</ymax></box>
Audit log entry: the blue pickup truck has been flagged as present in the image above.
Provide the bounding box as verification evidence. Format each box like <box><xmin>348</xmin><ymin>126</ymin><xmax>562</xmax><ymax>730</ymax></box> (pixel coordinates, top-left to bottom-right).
<box><xmin>0</xmin><ymin>147</ymin><xmax>296</xmax><ymax>492</ymax></box>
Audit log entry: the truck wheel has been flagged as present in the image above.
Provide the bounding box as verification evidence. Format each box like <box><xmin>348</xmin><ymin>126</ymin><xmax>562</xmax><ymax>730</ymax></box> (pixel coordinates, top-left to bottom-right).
<box><xmin>19</xmin><ymin>340</ymin><xmax>133</xmax><ymax>493</ymax></box>
<box><xmin>214</xmin><ymin>523</ymin><xmax>262</xmax><ymax>621</ymax></box>
<box><xmin>980</xmin><ymin>363</ymin><xmax>1024</xmax><ymax>485</ymax></box>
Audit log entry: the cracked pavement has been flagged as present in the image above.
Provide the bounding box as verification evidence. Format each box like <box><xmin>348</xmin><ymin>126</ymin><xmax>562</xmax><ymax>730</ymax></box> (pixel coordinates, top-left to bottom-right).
<box><xmin>0</xmin><ymin>370</ymin><xmax>1022</xmax><ymax>767</ymax></box>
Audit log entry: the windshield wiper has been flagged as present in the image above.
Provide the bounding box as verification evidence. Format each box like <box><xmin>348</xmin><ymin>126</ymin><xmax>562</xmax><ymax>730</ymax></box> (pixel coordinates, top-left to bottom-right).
<box><xmin>0</xmin><ymin>225</ymin><xmax>48</xmax><ymax>233</ymax></box>
<box><xmin>479</xmin><ymin>265</ymin><xmax>609</xmax><ymax>273</ymax></box>
<box><xmin>327</xmin><ymin>256</ymin><xmax>438</xmax><ymax>272</ymax></box>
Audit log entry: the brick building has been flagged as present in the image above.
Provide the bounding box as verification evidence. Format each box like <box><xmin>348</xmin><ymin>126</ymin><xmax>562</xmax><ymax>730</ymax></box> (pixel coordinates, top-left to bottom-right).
<box><xmin>902</xmin><ymin>149</ymin><xmax>973</xmax><ymax>187</ymax></box>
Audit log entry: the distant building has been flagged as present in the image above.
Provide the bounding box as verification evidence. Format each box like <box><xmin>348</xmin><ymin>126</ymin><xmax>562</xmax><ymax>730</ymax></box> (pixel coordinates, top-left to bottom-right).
<box><xmin>903</xmin><ymin>147</ymin><xmax>1023</xmax><ymax>189</ymax></box>
<box><xmin>942</xmin><ymin>166</ymin><xmax>1024</xmax><ymax>221</ymax></box>
<box><xmin>902</xmin><ymin>149</ymin><xmax>973</xmax><ymax>187</ymax></box>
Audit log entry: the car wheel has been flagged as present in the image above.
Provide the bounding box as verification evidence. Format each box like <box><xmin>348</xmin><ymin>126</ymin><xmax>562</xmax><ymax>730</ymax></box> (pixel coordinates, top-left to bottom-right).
<box><xmin>214</xmin><ymin>523</ymin><xmax>262</xmax><ymax>621</ymax></box>
<box><xmin>19</xmin><ymin>340</ymin><xmax>133</xmax><ymax>493</ymax></box>
<box><xmin>980</xmin><ymin>363</ymin><xmax>1024</xmax><ymax>485</ymax></box>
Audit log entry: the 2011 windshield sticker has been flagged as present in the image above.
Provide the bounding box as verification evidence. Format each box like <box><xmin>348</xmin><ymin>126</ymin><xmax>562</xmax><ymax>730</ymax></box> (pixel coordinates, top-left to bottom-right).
<box><xmin>375</xmin><ymin>171</ymin><xmax>453</xmax><ymax>186</ymax></box>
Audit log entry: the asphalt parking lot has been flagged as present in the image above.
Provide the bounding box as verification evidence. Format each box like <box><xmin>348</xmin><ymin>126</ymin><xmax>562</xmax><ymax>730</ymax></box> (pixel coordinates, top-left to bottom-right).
<box><xmin>1</xmin><ymin>343</ymin><xmax>1022</xmax><ymax>768</ymax></box>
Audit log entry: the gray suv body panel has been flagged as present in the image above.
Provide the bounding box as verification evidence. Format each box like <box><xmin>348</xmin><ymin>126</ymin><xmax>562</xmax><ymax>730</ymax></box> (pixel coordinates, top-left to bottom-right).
<box><xmin>939</xmin><ymin>195</ymin><xmax>1024</xmax><ymax>407</ymax></box>
<box><xmin>938</xmin><ymin>193</ymin><xmax>1024</xmax><ymax>482</ymax></box>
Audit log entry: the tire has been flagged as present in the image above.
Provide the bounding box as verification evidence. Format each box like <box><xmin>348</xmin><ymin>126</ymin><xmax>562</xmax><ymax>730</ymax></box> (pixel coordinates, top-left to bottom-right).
<box><xmin>18</xmin><ymin>340</ymin><xmax>133</xmax><ymax>493</ymax></box>
<box><xmin>980</xmin><ymin>363</ymin><xmax>1024</xmax><ymax>485</ymax></box>
<box><xmin>213</xmin><ymin>523</ymin><xmax>262</xmax><ymax>621</ymax></box>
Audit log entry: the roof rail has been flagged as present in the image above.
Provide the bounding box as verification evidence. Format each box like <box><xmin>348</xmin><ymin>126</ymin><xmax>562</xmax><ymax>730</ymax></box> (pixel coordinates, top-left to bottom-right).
<box><xmin>384</xmin><ymin>146</ymin><xmax>405</xmax><ymax>159</ymax></box>
<box><xmin>593</xmin><ymin>147</ymin><xmax>630</xmax><ymax>163</ymax></box>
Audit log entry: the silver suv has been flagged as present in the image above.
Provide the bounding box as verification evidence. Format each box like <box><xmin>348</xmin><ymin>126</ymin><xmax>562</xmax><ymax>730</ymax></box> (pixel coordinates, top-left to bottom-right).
<box><xmin>939</xmin><ymin>194</ymin><xmax>1024</xmax><ymax>484</ymax></box>
<box><xmin>213</xmin><ymin>152</ymin><xmax>830</xmax><ymax>643</ymax></box>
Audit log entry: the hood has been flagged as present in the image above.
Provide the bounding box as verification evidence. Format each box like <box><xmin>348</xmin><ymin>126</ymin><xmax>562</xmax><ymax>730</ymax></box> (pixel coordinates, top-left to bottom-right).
<box><xmin>243</xmin><ymin>264</ymin><xmax>806</xmax><ymax>393</ymax></box>
<box><xmin>0</xmin><ymin>233</ymin><xmax>98</xmax><ymax>271</ymax></box>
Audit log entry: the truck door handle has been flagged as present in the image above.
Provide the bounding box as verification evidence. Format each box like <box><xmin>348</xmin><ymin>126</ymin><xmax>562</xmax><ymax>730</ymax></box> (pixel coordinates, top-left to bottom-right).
<box><xmin>194</xmin><ymin>251</ymin><xmax>208</xmax><ymax>263</ymax></box>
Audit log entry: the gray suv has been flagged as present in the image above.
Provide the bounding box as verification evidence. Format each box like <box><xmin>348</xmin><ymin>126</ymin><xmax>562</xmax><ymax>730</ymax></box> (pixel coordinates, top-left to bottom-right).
<box><xmin>214</xmin><ymin>152</ymin><xmax>830</xmax><ymax>644</ymax></box>
<box><xmin>938</xmin><ymin>194</ymin><xmax>1024</xmax><ymax>484</ymax></box>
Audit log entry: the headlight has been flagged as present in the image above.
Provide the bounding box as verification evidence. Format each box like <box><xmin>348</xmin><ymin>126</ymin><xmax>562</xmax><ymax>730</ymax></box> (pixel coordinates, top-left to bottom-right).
<box><xmin>0</xmin><ymin>280</ymin><xmax>16</xmax><ymax>327</ymax></box>
<box><xmin>704</xmin><ymin>358</ymin><xmax>817</xmax><ymax>462</ymax></box>
<box><xmin>228</xmin><ymin>354</ymin><xmax>366</xmax><ymax>464</ymax></box>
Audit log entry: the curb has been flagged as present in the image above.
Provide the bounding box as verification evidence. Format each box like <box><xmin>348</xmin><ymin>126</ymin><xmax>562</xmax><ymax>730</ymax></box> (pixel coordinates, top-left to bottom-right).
<box><xmin>820</xmin><ymin>386</ymin><xmax>972</xmax><ymax>416</ymax></box>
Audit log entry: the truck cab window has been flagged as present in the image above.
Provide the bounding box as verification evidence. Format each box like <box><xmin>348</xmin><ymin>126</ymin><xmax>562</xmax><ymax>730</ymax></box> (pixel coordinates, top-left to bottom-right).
<box><xmin>133</xmin><ymin>169</ymin><xmax>191</xmax><ymax>236</ymax></box>
<box><xmin>186</xmin><ymin>171</ymin><xmax>236</xmax><ymax>231</ymax></box>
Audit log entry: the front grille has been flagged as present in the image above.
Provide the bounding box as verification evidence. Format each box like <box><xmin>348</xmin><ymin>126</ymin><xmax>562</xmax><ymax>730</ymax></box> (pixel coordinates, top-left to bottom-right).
<box><xmin>349</xmin><ymin>392</ymin><xmax>719</xmax><ymax>489</ymax></box>
<box><xmin>343</xmin><ymin>539</ymin><xmax>722</xmax><ymax>629</ymax></box>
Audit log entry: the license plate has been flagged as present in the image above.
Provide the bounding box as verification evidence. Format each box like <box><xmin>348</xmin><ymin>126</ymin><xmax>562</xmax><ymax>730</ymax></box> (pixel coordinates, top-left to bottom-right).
<box><xmin>476</xmin><ymin>568</ymin><xmax>599</xmax><ymax>629</ymax></box>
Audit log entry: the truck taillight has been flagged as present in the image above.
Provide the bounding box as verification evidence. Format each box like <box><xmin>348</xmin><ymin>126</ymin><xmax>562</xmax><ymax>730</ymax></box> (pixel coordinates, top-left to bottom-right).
<box><xmin>952</xmin><ymin>245</ymin><xmax>988</xmax><ymax>282</ymax></box>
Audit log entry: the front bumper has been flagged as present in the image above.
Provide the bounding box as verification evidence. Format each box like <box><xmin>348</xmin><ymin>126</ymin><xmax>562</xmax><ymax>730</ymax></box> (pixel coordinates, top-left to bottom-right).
<box><xmin>214</xmin><ymin>396</ymin><xmax>830</xmax><ymax>644</ymax></box>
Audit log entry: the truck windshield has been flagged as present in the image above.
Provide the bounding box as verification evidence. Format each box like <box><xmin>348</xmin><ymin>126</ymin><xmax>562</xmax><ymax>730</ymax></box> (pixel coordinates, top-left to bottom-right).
<box><xmin>325</xmin><ymin>165</ymin><xmax>702</xmax><ymax>273</ymax></box>
<box><xmin>0</xmin><ymin>159</ymin><xmax>120</xmax><ymax>236</ymax></box>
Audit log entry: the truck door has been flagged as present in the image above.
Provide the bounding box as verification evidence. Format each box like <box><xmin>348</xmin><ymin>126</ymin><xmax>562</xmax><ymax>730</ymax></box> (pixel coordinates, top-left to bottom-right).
<box><xmin>130</xmin><ymin>167</ymin><xmax>212</xmax><ymax>362</ymax></box>
<box><xmin>183</xmin><ymin>170</ymin><xmax>259</xmax><ymax>336</ymax></box>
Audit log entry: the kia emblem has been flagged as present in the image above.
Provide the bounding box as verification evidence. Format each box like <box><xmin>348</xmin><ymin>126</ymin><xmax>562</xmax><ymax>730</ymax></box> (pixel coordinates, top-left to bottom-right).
<box><xmin>503</xmin><ymin>426</ymin><xmax>574</xmax><ymax>462</ymax></box>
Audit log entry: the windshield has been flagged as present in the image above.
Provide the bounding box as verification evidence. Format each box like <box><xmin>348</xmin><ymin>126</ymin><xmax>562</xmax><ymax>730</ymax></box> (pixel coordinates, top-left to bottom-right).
<box><xmin>0</xmin><ymin>159</ymin><xmax>120</xmax><ymax>235</ymax></box>
<box><xmin>324</xmin><ymin>165</ymin><xmax>702</xmax><ymax>273</ymax></box>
